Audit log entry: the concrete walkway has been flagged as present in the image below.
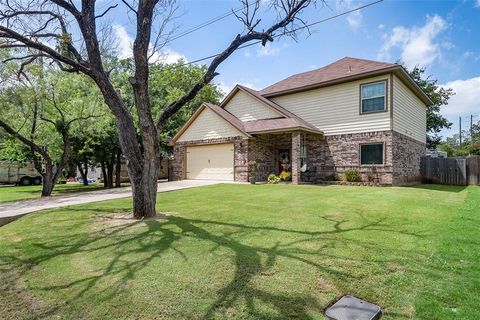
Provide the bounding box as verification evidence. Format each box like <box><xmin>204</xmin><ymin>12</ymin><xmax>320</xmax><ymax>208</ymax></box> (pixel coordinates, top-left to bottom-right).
<box><xmin>0</xmin><ymin>180</ymin><xmax>221</xmax><ymax>226</ymax></box>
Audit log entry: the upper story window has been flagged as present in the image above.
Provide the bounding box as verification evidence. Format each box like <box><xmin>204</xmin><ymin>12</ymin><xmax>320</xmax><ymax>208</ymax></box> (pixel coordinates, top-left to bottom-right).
<box><xmin>360</xmin><ymin>81</ymin><xmax>387</xmax><ymax>113</ymax></box>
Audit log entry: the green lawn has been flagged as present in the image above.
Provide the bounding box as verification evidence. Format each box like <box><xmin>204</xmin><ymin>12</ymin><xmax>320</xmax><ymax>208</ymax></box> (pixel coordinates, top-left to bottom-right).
<box><xmin>0</xmin><ymin>184</ymin><xmax>479</xmax><ymax>319</ymax></box>
<box><xmin>0</xmin><ymin>183</ymin><xmax>106</xmax><ymax>203</ymax></box>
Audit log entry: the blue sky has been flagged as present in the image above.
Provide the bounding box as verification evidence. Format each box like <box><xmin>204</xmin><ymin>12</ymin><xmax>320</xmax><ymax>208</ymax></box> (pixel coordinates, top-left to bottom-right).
<box><xmin>108</xmin><ymin>0</ymin><xmax>480</xmax><ymax>138</ymax></box>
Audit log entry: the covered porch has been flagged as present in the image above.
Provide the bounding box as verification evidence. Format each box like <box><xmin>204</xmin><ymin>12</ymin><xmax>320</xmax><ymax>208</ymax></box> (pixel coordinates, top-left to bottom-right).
<box><xmin>246</xmin><ymin>129</ymin><xmax>324</xmax><ymax>184</ymax></box>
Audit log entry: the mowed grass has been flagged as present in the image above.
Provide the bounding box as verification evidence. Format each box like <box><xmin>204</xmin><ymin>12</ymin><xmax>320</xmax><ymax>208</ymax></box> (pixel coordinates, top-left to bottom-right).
<box><xmin>0</xmin><ymin>183</ymin><xmax>106</xmax><ymax>203</ymax></box>
<box><xmin>0</xmin><ymin>184</ymin><xmax>479</xmax><ymax>319</ymax></box>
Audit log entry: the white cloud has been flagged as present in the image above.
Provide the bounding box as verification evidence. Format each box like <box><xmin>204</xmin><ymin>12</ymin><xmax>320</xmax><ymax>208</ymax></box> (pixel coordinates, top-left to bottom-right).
<box><xmin>257</xmin><ymin>43</ymin><xmax>280</xmax><ymax>57</ymax></box>
<box><xmin>440</xmin><ymin>77</ymin><xmax>480</xmax><ymax>117</ymax></box>
<box><xmin>346</xmin><ymin>11</ymin><xmax>362</xmax><ymax>30</ymax></box>
<box><xmin>216</xmin><ymin>81</ymin><xmax>262</xmax><ymax>98</ymax></box>
<box><xmin>216</xmin><ymin>82</ymin><xmax>233</xmax><ymax>97</ymax></box>
<box><xmin>151</xmin><ymin>48</ymin><xmax>187</xmax><ymax>64</ymax></box>
<box><xmin>338</xmin><ymin>0</ymin><xmax>363</xmax><ymax>30</ymax></box>
<box><xmin>476</xmin><ymin>0</ymin><xmax>480</xmax><ymax>7</ymax></box>
<box><xmin>378</xmin><ymin>15</ymin><xmax>447</xmax><ymax>68</ymax></box>
<box><xmin>113</xmin><ymin>24</ymin><xmax>186</xmax><ymax>63</ymax></box>
<box><xmin>378</xmin><ymin>24</ymin><xmax>385</xmax><ymax>30</ymax></box>
<box><xmin>463</xmin><ymin>51</ymin><xmax>480</xmax><ymax>61</ymax></box>
<box><xmin>113</xmin><ymin>25</ymin><xmax>132</xmax><ymax>59</ymax></box>
<box><xmin>239</xmin><ymin>82</ymin><xmax>261</xmax><ymax>90</ymax></box>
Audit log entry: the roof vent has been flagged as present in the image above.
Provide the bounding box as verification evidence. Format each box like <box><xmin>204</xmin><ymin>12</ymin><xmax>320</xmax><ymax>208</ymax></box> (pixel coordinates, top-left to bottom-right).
<box><xmin>347</xmin><ymin>65</ymin><xmax>352</xmax><ymax>73</ymax></box>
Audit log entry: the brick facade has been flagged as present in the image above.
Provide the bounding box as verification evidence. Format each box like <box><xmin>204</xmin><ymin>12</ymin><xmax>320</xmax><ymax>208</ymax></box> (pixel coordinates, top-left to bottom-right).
<box><xmin>392</xmin><ymin>131</ymin><xmax>426</xmax><ymax>184</ymax></box>
<box><xmin>291</xmin><ymin>132</ymin><xmax>301</xmax><ymax>184</ymax></box>
<box><xmin>172</xmin><ymin>130</ymin><xmax>424</xmax><ymax>185</ymax></box>
<box><xmin>320</xmin><ymin>130</ymin><xmax>394</xmax><ymax>184</ymax></box>
<box><xmin>247</xmin><ymin>133</ymin><xmax>292</xmax><ymax>181</ymax></box>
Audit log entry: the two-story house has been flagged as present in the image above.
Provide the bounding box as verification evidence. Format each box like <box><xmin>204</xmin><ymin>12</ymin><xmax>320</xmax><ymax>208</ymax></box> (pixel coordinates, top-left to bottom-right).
<box><xmin>171</xmin><ymin>57</ymin><xmax>431</xmax><ymax>185</ymax></box>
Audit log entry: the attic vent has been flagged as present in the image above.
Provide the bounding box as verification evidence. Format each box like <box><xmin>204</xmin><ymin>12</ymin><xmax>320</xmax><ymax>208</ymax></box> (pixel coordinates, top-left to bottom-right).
<box><xmin>347</xmin><ymin>65</ymin><xmax>352</xmax><ymax>73</ymax></box>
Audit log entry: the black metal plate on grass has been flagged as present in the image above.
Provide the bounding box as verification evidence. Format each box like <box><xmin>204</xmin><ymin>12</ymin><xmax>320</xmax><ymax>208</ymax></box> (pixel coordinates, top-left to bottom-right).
<box><xmin>325</xmin><ymin>295</ymin><xmax>381</xmax><ymax>320</ymax></box>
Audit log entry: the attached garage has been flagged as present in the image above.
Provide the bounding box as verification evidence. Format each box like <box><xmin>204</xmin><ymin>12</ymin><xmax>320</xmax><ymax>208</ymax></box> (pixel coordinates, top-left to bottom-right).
<box><xmin>186</xmin><ymin>143</ymin><xmax>234</xmax><ymax>181</ymax></box>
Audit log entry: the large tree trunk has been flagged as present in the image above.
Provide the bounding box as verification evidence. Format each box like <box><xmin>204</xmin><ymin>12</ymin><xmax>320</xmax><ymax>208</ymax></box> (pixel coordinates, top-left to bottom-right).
<box><xmin>132</xmin><ymin>151</ymin><xmax>159</xmax><ymax>219</ymax></box>
<box><xmin>77</xmin><ymin>163</ymin><xmax>89</xmax><ymax>186</ymax></box>
<box><xmin>83</xmin><ymin>160</ymin><xmax>89</xmax><ymax>186</ymax></box>
<box><xmin>115</xmin><ymin>149</ymin><xmax>121</xmax><ymax>188</ymax></box>
<box><xmin>106</xmin><ymin>159</ymin><xmax>114</xmax><ymax>189</ymax></box>
<box><xmin>100</xmin><ymin>162</ymin><xmax>108</xmax><ymax>189</ymax></box>
<box><xmin>41</xmin><ymin>163</ymin><xmax>55</xmax><ymax>197</ymax></box>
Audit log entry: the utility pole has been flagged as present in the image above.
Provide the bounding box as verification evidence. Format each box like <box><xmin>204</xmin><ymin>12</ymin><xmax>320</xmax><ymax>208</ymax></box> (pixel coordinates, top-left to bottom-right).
<box><xmin>459</xmin><ymin>116</ymin><xmax>462</xmax><ymax>148</ymax></box>
<box><xmin>471</xmin><ymin>114</ymin><xmax>474</xmax><ymax>142</ymax></box>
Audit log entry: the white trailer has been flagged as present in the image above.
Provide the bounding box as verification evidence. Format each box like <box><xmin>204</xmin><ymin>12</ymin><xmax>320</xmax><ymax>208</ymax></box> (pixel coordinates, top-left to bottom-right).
<box><xmin>0</xmin><ymin>161</ymin><xmax>42</xmax><ymax>185</ymax></box>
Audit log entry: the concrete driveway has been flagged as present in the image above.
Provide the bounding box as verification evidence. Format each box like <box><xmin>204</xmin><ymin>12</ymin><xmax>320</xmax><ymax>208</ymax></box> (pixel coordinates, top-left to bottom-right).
<box><xmin>0</xmin><ymin>180</ymin><xmax>221</xmax><ymax>226</ymax></box>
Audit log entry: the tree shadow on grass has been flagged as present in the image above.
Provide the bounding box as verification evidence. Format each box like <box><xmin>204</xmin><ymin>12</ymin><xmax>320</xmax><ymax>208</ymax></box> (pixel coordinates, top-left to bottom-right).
<box><xmin>403</xmin><ymin>184</ymin><xmax>467</xmax><ymax>193</ymax></box>
<box><xmin>0</xmin><ymin>211</ymin><xmax>426</xmax><ymax>319</ymax></box>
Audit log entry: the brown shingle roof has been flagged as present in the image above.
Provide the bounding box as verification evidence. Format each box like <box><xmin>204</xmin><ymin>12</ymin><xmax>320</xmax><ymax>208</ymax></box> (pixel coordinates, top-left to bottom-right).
<box><xmin>243</xmin><ymin>118</ymin><xmax>321</xmax><ymax>134</ymax></box>
<box><xmin>207</xmin><ymin>103</ymin><xmax>322</xmax><ymax>135</ymax></box>
<box><xmin>204</xmin><ymin>103</ymin><xmax>246</xmax><ymax>134</ymax></box>
<box><xmin>260</xmin><ymin>57</ymin><xmax>399</xmax><ymax>96</ymax></box>
<box><xmin>236</xmin><ymin>85</ymin><xmax>319</xmax><ymax>131</ymax></box>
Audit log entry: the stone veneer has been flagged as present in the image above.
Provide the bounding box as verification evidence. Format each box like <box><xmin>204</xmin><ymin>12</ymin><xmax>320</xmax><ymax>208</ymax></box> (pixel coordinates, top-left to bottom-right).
<box><xmin>172</xmin><ymin>130</ymin><xmax>424</xmax><ymax>185</ymax></box>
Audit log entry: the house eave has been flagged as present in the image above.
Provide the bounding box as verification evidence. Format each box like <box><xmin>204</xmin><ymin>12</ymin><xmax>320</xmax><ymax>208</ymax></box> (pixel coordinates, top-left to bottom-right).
<box><xmin>248</xmin><ymin>127</ymin><xmax>323</xmax><ymax>135</ymax></box>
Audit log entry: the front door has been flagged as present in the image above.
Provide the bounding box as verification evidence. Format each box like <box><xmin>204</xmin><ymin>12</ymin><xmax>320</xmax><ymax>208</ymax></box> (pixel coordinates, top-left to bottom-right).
<box><xmin>278</xmin><ymin>149</ymin><xmax>291</xmax><ymax>173</ymax></box>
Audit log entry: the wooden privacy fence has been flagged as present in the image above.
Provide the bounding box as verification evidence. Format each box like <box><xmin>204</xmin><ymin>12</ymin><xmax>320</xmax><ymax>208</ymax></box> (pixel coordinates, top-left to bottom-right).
<box><xmin>467</xmin><ymin>156</ymin><xmax>480</xmax><ymax>185</ymax></box>
<box><xmin>421</xmin><ymin>156</ymin><xmax>480</xmax><ymax>185</ymax></box>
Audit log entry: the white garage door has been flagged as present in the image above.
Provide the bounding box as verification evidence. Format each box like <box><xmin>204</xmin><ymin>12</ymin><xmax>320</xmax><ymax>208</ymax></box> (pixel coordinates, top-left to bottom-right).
<box><xmin>186</xmin><ymin>143</ymin><xmax>234</xmax><ymax>181</ymax></box>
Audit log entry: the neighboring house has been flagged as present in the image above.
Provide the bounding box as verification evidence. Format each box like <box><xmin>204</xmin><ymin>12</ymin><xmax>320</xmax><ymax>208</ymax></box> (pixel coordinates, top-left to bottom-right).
<box><xmin>171</xmin><ymin>57</ymin><xmax>430</xmax><ymax>185</ymax></box>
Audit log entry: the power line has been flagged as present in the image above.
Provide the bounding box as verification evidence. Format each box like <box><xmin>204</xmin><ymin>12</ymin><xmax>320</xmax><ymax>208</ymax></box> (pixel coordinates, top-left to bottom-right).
<box><xmin>106</xmin><ymin>2</ymin><xmax>250</xmax><ymax>44</ymax></box>
<box><xmin>158</xmin><ymin>5</ymin><xmax>250</xmax><ymax>47</ymax></box>
<box><xmin>164</xmin><ymin>0</ymin><xmax>384</xmax><ymax>69</ymax></box>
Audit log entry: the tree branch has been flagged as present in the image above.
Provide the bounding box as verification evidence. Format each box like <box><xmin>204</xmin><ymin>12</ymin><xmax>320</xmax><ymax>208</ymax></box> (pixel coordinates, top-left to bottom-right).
<box><xmin>121</xmin><ymin>0</ymin><xmax>138</xmax><ymax>15</ymax></box>
<box><xmin>47</xmin><ymin>0</ymin><xmax>80</xmax><ymax>17</ymax></box>
<box><xmin>0</xmin><ymin>118</ymin><xmax>51</xmax><ymax>162</ymax></box>
<box><xmin>0</xmin><ymin>26</ymin><xmax>90</xmax><ymax>74</ymax></box>
<box><xmin>95</xmin><ymin>4</ymin><xmax>119</xmax><ymax>19</ymax></box>
<box><xmin>156</xmin><ymin>0</ymin><xmax>312</xmax><ymax>129</ymax></box>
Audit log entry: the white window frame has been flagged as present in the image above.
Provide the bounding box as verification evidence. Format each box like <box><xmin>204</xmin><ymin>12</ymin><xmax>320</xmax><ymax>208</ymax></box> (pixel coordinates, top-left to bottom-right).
<box><xmin>360</xmin><ymin>80</ymin><xmax>388</xmax><ymax>114</ymax></box>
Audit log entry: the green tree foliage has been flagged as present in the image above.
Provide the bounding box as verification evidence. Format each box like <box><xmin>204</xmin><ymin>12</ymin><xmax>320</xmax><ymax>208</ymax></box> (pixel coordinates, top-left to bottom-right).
<box><xmin>407</xmin><ymin>66</ymin><xmax>454</xmax><ymax>149</ymax></box>
<box><xmin>0</xmin><ymin>55</ymin><xmax>104</xmax><ymax>194</ymax></box>
<box><xmin>440</xmin><ymin>121</ymin><xmax>480</xmax><ymax>156</ymax></box>
<box><xmin>113</xmin><ymin>59</ymin><xmax>223</xmax><ymax>155</ymax></box>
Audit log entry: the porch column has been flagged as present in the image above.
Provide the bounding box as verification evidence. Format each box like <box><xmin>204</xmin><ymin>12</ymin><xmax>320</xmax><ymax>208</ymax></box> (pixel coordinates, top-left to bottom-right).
<box><xmin>291</xmin><ymin>131</ymin><xmax>301</xmax><ymax>185</ymax></box>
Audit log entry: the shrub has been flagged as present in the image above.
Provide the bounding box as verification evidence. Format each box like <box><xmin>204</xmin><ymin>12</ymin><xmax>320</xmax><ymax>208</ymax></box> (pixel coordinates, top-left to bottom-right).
<box><xmin>267</xmin><ymin>173</ymin><xmax>281</xmax><ymax>184</ymax></box>
<box><xmin>324</xmin><ymin>173</ymin><xmax>340</xmax><ymax>181</ymax></box>
<box><xmin>343</xmin><ymin>169</ymin><xmax>362</xmax><ymax>182</ymax></box>
<box><xmin>279</xmin><ymin>171</ymin><xmax>292</xmax><ymax>181</ymax></box>
<box><xmin>367</xmin><ymin>173</ymin><xmax>376</xmax><ymax>182</ymax></box>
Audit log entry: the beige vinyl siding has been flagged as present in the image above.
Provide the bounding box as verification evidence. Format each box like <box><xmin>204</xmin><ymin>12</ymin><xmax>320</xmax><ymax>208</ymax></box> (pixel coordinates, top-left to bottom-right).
<box><xmin>176</xmin><ymin>108</ymin><xmax>244</xmax><ymax>142</ymax></box>
<box><xmin>392</xmin><ymin>75</ymin><xmax>427</xmax><ymax>143</ymax></box>
<box><xmin>271</xmin><ymin>75</ymin><xmax>391</xmax><ymax>135</ymax></box>
<box><xmin>224</xmin><ymin>90</ymin><xmax>283</xmax><ymax>122</ymax></box>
